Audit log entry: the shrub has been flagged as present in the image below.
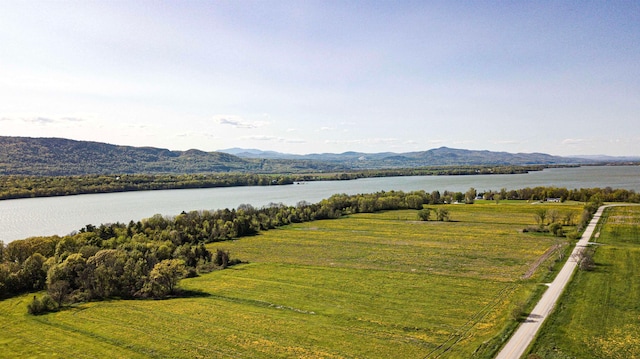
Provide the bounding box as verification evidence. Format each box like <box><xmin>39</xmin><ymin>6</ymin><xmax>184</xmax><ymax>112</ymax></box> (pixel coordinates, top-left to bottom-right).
<box><xmin>549</xmin><ymin>222</ymin><xmax>564</xmax><ymax>237</ymax></box>
<box><xmin>214</xmin><ymin>249</ymin><xmax>230</xmax><ymax>268</ymax></box>
<box><xmin>417</xmin><ymin>209</ymin><xmax>430</xmax><ymax>221</ymax></box>
<box><xmin>27</xmin><ymin>294</ymin><xmax>57</xmax><ymax>315</ymax></box>
<box><xmin>523</xmin><ymin>226</ymin><xmax>548</xmax><ymax>233</ymax></box>
<box><xmin>566</xmin><ymin>231</ymin><xmax>580</xmax><ymax>240</ymax></box>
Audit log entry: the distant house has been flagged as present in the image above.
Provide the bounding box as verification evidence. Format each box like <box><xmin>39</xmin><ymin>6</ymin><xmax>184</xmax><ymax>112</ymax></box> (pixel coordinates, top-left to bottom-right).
<box><xmin>546</xmin><ymin>198</ymin><xmax>562</xmax><ymax>203</ymax></box>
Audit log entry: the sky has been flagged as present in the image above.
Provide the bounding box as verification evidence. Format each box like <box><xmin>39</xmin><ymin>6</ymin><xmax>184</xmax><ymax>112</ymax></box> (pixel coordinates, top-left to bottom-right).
<box><xmin>0</xmin><ymin>1</ymin><xmax>639</xmax><ymax>156</ymax></box>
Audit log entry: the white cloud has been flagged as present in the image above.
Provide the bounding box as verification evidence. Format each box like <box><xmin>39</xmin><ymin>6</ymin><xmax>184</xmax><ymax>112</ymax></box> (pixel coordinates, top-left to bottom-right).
<box><xmin>243</xmin><ymin>135</ymin><xmax>278</xmax><ymax>141</ymax></box>
<box><xmin>25</xmin><ymin>117</ymin><xmax>56</xmax><ymax>125</ymax></box>
<box><xmin>215</xmin><ymin>115</ymin><xmax>269</xmax><ymax>129</ymax></box>
<box><xmin>241</xmin><ymin>135</ymin><xmax>306</xmax><ymax>144</ymax></box>
<box><xmin>60</xmin><ymin>117</ymin><xmax>86</xmax><ymax>122</ymax></box>
<box><xmin>1</xmin><ymin>116</ymin><xmax>89</xmax><ymax>125</ymax></box>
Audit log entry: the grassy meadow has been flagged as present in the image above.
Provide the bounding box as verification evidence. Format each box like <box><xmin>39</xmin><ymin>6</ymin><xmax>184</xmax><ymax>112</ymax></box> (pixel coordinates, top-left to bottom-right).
<box><xmin>528</xmin><ymin>205</ymin><xmax>640</xmax><ymax>359</ymax></box>
<box><xmin>0</xmin><ymin>201</ymin><xmax>583</xmax><ymax>358</ymax></box>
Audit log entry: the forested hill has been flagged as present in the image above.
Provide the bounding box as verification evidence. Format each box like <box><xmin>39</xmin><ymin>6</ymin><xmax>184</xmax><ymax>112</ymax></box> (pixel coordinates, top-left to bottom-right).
<box><xmin>0</xmin><ymin>136</ymin><xmax>589</xmax><ymax>176</ymax></box>
<box><xmin>0</xmin><ymin>136</ymin><xmax>347</xmax><ymax>175</ymax></box>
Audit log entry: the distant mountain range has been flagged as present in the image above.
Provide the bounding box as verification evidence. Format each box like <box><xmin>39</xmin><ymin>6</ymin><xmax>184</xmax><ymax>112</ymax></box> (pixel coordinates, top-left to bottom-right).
<box><xmin>220</xmin><ymin>146</ymin><xmax>598</xmax><ymax>167</ymax></box>
<box><xmin>567</xmin><ymin>154</ymin><xmax>640</xmax><ymax>162</ymax></box>
<box><xmin>0</xmin><ymin>136</ymin><xmax>627</xmax><ymax>176</ymax></box>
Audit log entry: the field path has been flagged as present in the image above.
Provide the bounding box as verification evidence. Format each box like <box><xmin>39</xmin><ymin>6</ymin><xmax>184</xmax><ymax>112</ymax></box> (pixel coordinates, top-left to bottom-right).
<box><xmin>495</xmin><ymin>205</ymin><xmax>609</xmax><ymax>359</ymax></box>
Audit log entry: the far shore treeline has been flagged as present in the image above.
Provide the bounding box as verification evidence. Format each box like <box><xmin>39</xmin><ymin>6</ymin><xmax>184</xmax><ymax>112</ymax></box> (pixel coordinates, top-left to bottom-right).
<box><xmin>0</xmin><ymin>166</ymin><xmax>545</xmax><ymax>200</ymax></box>
<box><xmin>0</xmin><ymin>185</ymin><xmax>636</xmax><ymax>313</ymax></box>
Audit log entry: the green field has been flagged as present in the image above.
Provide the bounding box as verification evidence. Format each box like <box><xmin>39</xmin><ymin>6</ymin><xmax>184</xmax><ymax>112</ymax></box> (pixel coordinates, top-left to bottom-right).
<box><xmin>528</xmin><ymin>205</ymin><xmax>640</xmax><ymax>359</ymax></box>
<box><xmin>0</xmin><ymin>202</ymin><xmax>583</xmax><ymax>358</ymax></box>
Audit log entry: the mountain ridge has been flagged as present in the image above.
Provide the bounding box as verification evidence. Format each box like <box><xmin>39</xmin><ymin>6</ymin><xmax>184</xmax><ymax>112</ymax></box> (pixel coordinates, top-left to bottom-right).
<box><xmin>1</xmin><ymin>136</ymin><xmax>598</xmax><ymax>176</ymax></box>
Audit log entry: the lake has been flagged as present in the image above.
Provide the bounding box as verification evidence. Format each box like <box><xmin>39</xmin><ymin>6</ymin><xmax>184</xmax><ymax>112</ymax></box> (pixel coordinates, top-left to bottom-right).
<box><xmin>2</xmin><ymin>165</ymin><xmax>639</xmax><ymax>243</ymax></box>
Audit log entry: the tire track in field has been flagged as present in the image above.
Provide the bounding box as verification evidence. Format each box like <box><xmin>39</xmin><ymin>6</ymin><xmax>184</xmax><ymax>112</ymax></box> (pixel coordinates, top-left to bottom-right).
<box><xmin>423</xmin><ymin>283</ymin><xmax>517</xmax><ymax>358</ymax></box>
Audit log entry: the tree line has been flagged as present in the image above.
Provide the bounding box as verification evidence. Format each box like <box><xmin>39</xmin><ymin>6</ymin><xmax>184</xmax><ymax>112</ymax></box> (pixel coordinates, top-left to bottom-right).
<box><xmin>0</xmin><ymin>185</ymin><xmax>635</xmax><ymax>313</ymax></box>
<box><xmin>480</xmin><ymin>186</ymin><xmax>640</xmax><ymax>203</ymax></box>
<box><xmin>0</xmin><ymin>165</ymin><xmax>544</xmax><ymax>200</ymax></box>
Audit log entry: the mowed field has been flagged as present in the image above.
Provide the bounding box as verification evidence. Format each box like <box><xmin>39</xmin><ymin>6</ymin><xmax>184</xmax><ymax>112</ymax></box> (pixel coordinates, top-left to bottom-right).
<box><xmin>528</xmin><ymin>205</ymin><xmax>640</xmax><ymax>359</ymax></box>
<box><xmin>0</xmin><ymin>202</ymin><xmax>583</xmax><ymax>358</ymax></box>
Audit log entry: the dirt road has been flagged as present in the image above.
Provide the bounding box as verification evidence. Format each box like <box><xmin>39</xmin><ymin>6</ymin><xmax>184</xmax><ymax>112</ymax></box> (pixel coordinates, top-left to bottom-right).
<box><xmin>495</xmin><ymin>205</ymin><xmax>607</xmax><ymax>359</ymax></box>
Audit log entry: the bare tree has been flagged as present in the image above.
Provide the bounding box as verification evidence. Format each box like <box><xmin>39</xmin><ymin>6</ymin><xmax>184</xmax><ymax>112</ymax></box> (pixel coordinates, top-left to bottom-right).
<box><xmin>572</xmin><ymin>247</ymin><xmax>596</xmax><ymax>271</ymax></box>
<box><xmin>534</xmin><ymin>209</ymin><xmax>547</xmax><ymax>227</ymax></box>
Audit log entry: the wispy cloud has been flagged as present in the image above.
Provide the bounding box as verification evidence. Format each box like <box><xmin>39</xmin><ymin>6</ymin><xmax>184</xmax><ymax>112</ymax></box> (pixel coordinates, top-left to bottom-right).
<box><xmin>60</xmin><ymin>117</ymin><xmax>85</xmax><ymax>122</ymax></box>
<box><xmin>242</xmin><ymin>135</ymin><xmax>306</xmax><ymax>144</ymax></box>
<box><xmin>1</xmin><ymin>117</ymin><xmax>88</xmax><ymax>125</ymax></box>
<box><xmin>25</xmin><ymin>117</ymin><xmax>56</xmax><ymax>124</ymax></box>
<box><xmin>215</xmin><ymin>115</ymin><xmax>268</xmax><ymax>129</ymax></box>
<box><xmin>244</xmin><ymin>135</ymin><xmax>278</xmax><ymax>141</ymax></box>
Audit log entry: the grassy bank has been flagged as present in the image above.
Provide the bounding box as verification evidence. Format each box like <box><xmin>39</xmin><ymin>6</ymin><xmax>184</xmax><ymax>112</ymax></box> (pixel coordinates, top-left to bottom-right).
<box><xmin>0</xmin><ymin>202</ymin><xmax>582</xmax><ymax>358</ymax></box>
<box><xmin>527</xmin><ymin>205</ymin><xmax>640</xmax><ymax>358</ymax></box>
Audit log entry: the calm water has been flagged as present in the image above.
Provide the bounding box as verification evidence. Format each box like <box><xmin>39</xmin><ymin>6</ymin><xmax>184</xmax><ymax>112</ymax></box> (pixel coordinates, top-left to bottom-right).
<box><xmin>2</xmin><ymin>165</ymin><xmax>639</xmax><ymax>243</ymax></box>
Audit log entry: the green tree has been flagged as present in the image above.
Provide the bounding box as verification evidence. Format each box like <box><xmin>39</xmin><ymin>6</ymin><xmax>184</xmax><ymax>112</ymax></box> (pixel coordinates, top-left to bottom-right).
<box><xmin>86</xmin><ymin>249</ymin><xmax>128</xmax><ymax>298</ymax></box>
<box><xmin>417</xmin><ymin>209</ymin><xmax>431</xmax><ymax>221</ymax></box>
<box><xmin>563</xmin><ymin>212</ymin><xmax>575</xmax><ymax>226</ymax></box>
<box><xmin>214</xmin><ymin>249</ymin><xmax>230</xmax><ymax>268</ymax></box>
<box><xmin>145</xmin><ymin>259</ymin><xmax>187</xmax><ymax>297</ymax></box>
<box><xmin>47</xmin><ymin>280</ymin><xmax>70</xmax><ymax>307</ymax></box>
<box><xmin>20</xmin><ymin>253</ymin><xmax>47</xmax><ymax>290</ymax></box>
<box><xmin>436</xmin><ymin>208</ymin><xmax>450</xmax><ymax>222</ymax></box>
<box><xmin>405</xmin><ymin>194</ymin><xmax>424</xmax><ymax>210</ymax></box>
<box><xmin>465</xmin><ymin>187</ymin><xmax>477</xmax><ymax>204</ymax></box>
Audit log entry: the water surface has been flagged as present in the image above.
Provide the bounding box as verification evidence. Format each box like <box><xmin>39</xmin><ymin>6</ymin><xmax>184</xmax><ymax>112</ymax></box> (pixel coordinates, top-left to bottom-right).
<box><xmin>2</xmin><ymin>165</ymin><xmax>638</xmax><ymax>243</ymax></box>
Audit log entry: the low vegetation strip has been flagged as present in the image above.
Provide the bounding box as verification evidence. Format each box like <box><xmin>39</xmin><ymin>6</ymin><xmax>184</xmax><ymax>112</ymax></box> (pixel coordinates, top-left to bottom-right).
<box><xmin>521</xmin><ymin>243</ymin><xmax>563</xmax><ymax>280</ymax></box>
<box><xmin>527</xmin><ymin>205</ymin><xmax>640</xmax><ymax>359</ymax></box>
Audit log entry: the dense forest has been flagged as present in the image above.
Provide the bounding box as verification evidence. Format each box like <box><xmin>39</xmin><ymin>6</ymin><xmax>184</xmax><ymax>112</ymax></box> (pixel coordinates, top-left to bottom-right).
<box><xmin>1</xmin><ymin>185</ymin><xmax>635</xmax><ymax>314</ymax></box>
<box><xmin>0</xmin><ymin>136</ymin><xmax>347</xmax><ymax>175</ymax></box>
<box><xmin>0</xmin><ymin>136</ymin><xmax>591</xmax><ymax>176</ymax></box>
<box><xmin>0</xmin><ymin>165</ymin><xmax>545</xmax><ymax>200</ymax></box>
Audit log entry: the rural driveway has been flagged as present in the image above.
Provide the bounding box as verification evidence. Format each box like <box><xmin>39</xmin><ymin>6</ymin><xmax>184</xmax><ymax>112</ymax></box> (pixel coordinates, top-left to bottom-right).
<box><xmin>495</xmin><ymin>205</ymin><xmax>608</xmax><ymax>359</ymax></box>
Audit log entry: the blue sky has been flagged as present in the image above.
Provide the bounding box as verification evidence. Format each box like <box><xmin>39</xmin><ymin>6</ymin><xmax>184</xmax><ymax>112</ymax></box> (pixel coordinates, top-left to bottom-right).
<box><xmin>1</xmin><ymin>1</ymin><xmax>638</xmax><ymax>156</ymax></box>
